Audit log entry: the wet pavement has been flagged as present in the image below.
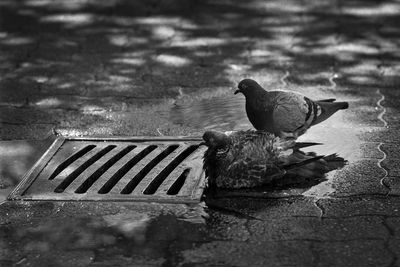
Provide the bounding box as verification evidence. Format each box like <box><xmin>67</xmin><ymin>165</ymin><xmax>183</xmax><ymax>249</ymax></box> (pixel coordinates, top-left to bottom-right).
<box><xmin>1</xmin><ymin>0</ymin><xmax>400</xmax><ymax>266</ymax></box>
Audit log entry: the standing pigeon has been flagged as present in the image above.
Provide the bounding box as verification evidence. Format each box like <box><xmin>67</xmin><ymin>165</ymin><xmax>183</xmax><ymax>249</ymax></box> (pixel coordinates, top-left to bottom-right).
<box><xmin>235</xmin><ymin>79</ymin><xmax>349</xmax><ymax>139</ymax></box>
<box><xmin>201</xmin><ymin>130</ymin><xmax>346</xmax><ymax>189</ymax></box>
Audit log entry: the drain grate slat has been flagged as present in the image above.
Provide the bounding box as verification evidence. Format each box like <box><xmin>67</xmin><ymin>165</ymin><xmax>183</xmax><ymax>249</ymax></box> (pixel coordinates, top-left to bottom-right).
<box><xmin>143</xmin><ymin>145</ymin><xmax>199</xmax><ymax>195</ymax></box>
<box><xmin>132</xmin><ymin>144</ymin><xmax>190</xmax><ymax>195</ymax></box>
<box><xmin>153</xmin><ymin>145</ymin><xmax>206</xmax><ymax>196</ymax></box>
<box><xmin>97</xmin><ymin>145</ymin><xmax>157</xmax><ymax>194</ymax></box>
<box><xmin>167</xmin><ymin>168</ymin><xmax>191</xmax><ymax>195</ymax></box>
<box><xmin>121</xmin><ymin>145</ymin><xmax>179</xmax><ymax>194</ymax></box>
<box><xmin>54</xmin><ymin>145</ymin><xmax>116</xmax><ymax>193</ymax></box>
<box><xmin>41</xmin><ymin>142</ymin><xmax>109</xmax><ymax>185</ymax></box>
<box><xmin>75</xmin><ymin>145</ymin><xmax>136</xmax><ymax>194</ymax></box>
<box><xmin>175</xmin><ymin>146</ymin><xmax>206</xmax><ymax>197</ymax></box>
<box><xmin>64</xmin><ymin>145</ymin><xmax>130</xmax><ymax>194</ymax></box>
<box><xmin>8</xmin><ymin>137</ymin><xmax>206</xmax><ymax>203</ymax></box>
<box><xmin>48</xmin><ymin>145</ymin><xmax>96</xmax><ymax>180</ymax></box>
<box><xmin>106</xmin><ymin>145</ymin><xmax>166</xmax><ymax>195</ymax></box>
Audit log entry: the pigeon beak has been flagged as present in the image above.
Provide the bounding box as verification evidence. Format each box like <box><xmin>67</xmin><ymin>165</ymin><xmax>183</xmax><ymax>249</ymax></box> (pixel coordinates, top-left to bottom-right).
<box><xmin>234</xmin><ymin>89</ymin><xmax>241</xmax><ymax>95</ymax></box>
<box><xmin>198</xmin><ymin>141</ymin><xmax>207</xmax><ymax>147</ymax></box>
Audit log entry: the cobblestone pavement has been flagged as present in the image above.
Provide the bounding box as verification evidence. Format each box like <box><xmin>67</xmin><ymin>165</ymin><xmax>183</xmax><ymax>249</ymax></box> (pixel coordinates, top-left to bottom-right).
<box><xmin>1</xmin><ymin>0</ymin><xmax>400</xmax><ymax>266</ymax></box>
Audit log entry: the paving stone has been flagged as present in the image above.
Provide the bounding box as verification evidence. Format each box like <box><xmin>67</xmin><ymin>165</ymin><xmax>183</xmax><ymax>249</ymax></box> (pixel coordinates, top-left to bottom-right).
<box><xmin>386</xmin><ymin>217</ymin><xmax>400</xmax><ymax>239</ymax></box>
<box><xmin>381</xmin><ymin>143</ymin><xmax>400</xmax><ymax>159</ymax></box>
<box><xmin>207</xmin><ymin>197</ymin><xmax>321</xmax><ymax>219</ymax></box>
<box><xmin>312</xmin><ymin>240</ymin><xmax>392</xmax><ymax>267</ymax></box>
<box><xmin>0</xmin><ymin>201</ymin><xmax>55</xmax><ymax>225</ymax></box>
<box><xmin>359</xmin><ymin>142</ymin><xmax>383</xmax><ymax>159</ymax></box>
<box><xmin>285</xmin><ymin>62</ymin><xmax>335</xmax><ymax>87</ymax></box>
<box><xmin>382</xmin><ymin>159</ymin><xmax>400</xmax><ymax>177</ymax></box>
<box><xmin>385</xmin><ymin>217</ymin><xmax>400</xmax><ymax>264</ymax></box>
<box><xmin>0</xmin><ymin>107</ymin><xmax>57</xmax><ymax>124</ymax></box>
<box><xmin>319</xmin><ymin>196</ymin><xmax>400</xmax><ymax>217</ymax></box>
<box><xmin>182</xmin><ymin>239</ymin><xmax>392</xmax><ymax>267</ymax></box>
<box><xmin>382</xmin><ymin>109</ymin><xmax>400</xmax><ymax>126</ymax></box>
<box><xmin>343</xmin><ymin>105</ymin><xmax>383</xmax><ymax>128</ymax></box>
<box><xmin>383</xmin><ymin>177</ymin><xmax>400</xmax><ymax>196</ymax></box>
<box><xmin>360</xmin><ymin>128</ymin><xmax>400</xmax><ymax>144</ymax></box>
<box><xmin>330</xmin><ymin>159</ymin><xmax>388</xmax><ymax>197</ymax></box>
<box><xmin>0</xmin><ymin>78</ymin><xmax>42</xmax><ymax>105</ymax></box>
<box><xmin>388</xmin><ymin>239</ymin><xmax>400</xmax><ymax>267</ymax></box>
<box><xmin>0</xmin><ymin>123</ymin><xmax>55</xmax><ymax>140</ymax></box>
<box><xmin>381</xmin><ymin>86</ymin><xmax>400</xmax><ymax>98</ymax></box>
<box><xmin>247</xmin><ymin>216</ymin><xmax>387</xmax><ymax>242</ymax></box>
<box><xmin>205</xmin><ymin>212</ymin><xmax>250</xmax><ymax>242</ymax></box>
<box><xmin>181</xmin><ymin>240</ymin><xmax>315</xmax><ymax>267</ymax></box>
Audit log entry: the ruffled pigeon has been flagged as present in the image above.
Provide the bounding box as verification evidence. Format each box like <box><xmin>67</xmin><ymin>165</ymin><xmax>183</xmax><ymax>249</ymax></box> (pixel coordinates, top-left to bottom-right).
<box><xmin>202</xmin><ymin>130</ymin><xmax>346</xmax><ymax>189</ymax></box>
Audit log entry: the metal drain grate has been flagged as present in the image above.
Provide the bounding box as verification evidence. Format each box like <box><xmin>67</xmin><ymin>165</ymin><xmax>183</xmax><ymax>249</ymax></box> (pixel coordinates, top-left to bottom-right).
<box><xmin>8</xmin><ymin>136</ymin><xmax>206</xmax><ymax>203</ymax></box>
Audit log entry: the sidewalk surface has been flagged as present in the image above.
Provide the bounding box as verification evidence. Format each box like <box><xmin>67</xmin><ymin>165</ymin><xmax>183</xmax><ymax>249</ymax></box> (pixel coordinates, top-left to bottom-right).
<box><xmin>1</xmin><ymin>0</ymin><xmax>400</xmax><ymax>266</ymax></box>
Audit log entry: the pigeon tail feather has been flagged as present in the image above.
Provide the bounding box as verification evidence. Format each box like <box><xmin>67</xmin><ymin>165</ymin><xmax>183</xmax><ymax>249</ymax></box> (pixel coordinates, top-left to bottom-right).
<box><xmin>284</xmin><ymin>153</ymin><xmax>347</xmax><ymax>178</ymax></box>
<box><xmin>283</xmin><ymin>155</ymin><xmax>325</xmax><ymax>171</ymax></box>
<box><xmin>317</xmin><ymin>98</ymin><xmax>336</xmax><ymax>102</ymax></box>
<box><xmin>317</xmin><ymin>101</ymin><xmax>349</xmax><ymax>110</ymax></box>
<box><xmin>294</xmin><ymin>142</ymin><xmax>323</xmax><ymax>149</ymax></box>
<box><xmin>336</xmin><ymin>102</ymin><xmax>349</xmax><ymax>110</ymax></box>
<box><xmin>312</xmin><ymin>101</ymin><xmax>349</xmax><ymax>125</ymax></box>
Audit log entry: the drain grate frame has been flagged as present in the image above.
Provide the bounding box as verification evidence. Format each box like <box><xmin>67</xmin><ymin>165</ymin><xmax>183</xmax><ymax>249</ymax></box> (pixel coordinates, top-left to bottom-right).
<box><xmin>8</xmin><ymin>136</ymin><xmax>207</xmax><ymax>204</ymax></box>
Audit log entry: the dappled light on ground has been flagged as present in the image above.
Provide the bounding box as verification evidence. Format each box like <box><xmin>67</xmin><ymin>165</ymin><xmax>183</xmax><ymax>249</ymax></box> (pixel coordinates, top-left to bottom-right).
<box><xmin>2</xmin><ymin>1</ymin><xmax>400</xmax><ymax>265</ymax></box>
<box><xmin>0</xmin><ymin>0</ymin><xmax>399</xmax><ymax>198</ymax></box>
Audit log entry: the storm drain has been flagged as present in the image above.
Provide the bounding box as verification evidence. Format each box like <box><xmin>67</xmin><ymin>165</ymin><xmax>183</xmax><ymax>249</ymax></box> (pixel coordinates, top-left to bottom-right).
<box><xmin>8</xmin><ymin>136</ymin><xmax>206</xmax><ymax>203</ymax></box>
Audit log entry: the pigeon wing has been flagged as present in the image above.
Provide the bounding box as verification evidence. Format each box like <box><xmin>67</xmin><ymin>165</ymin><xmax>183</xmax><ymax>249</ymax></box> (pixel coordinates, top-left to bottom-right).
<box><xmin>220</xmin><ymin>156</ymin><xmax>279</xmax><ymax>188</ymax></box>
<box><xmin>217</xmin><ymin>136</ymin><xmax>283</xmax><ymax>188</ymax></box>
<box><xmin>271</xmin><ymin>91</ymin><xmax>312</xmax><ymax>134</ymax></box>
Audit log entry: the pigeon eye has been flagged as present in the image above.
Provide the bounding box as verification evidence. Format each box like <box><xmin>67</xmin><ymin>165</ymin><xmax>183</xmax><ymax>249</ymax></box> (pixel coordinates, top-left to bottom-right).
<box><xmin>216</xmin><ymin>147</ymin><xmax>229</xmax><ymax>155</ymax></box>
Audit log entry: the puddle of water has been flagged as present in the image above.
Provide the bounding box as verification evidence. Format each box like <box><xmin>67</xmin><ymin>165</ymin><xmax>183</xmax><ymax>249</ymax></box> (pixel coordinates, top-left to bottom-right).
<box><xmin>0</xmin><ymin>137</ymin><xmax>55</xmax><ymax>203</ymax></box>
<box><xmin>169</xmin><ymin>90</ymin><xmax>362</xmax><ymax>198</ymax></box>
<box><xmin>170</xmin><ymin>91</ymin><xmax>251</xmax><ymax>131</ymax></box>
<box><xmin>0</xmin><ymin>208</ymin><xmax>212</xmax><ymax>266</ymax></box>
<box><xmin>299</xmin><ymin>115</ymin><xmax>360</xmax><ymax>198</ymax></box>
<box><xmin>170</xmin><ymin>90</ymin><xmax>359</xmax><ymax>158</ymax></box>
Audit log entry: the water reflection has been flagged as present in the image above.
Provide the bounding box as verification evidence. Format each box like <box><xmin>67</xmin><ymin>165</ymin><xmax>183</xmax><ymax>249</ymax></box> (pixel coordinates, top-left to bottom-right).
<box><xmin>0</xmin><ymin>211</ymin><xmax>212</xmax><ymax>266</ymax></box>
<box><xmin>170</xmin><ymin>90</ymin><xmax>251</xmax><ymax>131</ymax></box>
<box><xmin>0</xmin><ymin>137</ymin><xmax>56</xmax><ymax>203</ymax></box>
